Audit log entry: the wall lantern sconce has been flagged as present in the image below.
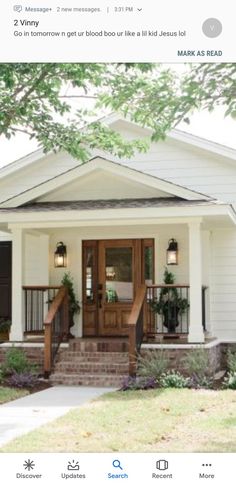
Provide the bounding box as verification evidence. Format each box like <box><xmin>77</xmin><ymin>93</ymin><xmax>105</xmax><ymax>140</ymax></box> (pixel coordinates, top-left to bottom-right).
<box><xmin>166</xmin><ymin>238</ymin><xmax>178</xmax><ymax>265</ymax></box>
<box><xmin>54</xmin><ymin>241</ymin><xmax>67</xmax><ymax>268</ymax></box>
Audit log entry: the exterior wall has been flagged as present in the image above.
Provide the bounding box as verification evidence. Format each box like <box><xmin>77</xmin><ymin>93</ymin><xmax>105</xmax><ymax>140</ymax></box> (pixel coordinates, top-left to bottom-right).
<box><xmin>24</xmin><ymin>234</ymin><xmax>49</xmax><ymax>285</ymax></box>
<box><xmin>210</xmin><ymin>229</ymin><xmax>236</xmax><ymax>340</ymax></box>
<box><xmin>0</xmin><ymin>123</ymin><xmax>236</xmax><ymax>206</ymax></box>
<box><xmin>113</xmin><ymin>122</ymin><xmax>236</xmax><ymax>204</ymax></box>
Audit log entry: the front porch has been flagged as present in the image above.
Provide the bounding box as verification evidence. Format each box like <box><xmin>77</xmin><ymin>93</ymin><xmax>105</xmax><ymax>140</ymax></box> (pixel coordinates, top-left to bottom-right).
<box><xmin>1</xmin><ymin>195</ymin><xmax>235</xmax><ymax>382</ymax></box>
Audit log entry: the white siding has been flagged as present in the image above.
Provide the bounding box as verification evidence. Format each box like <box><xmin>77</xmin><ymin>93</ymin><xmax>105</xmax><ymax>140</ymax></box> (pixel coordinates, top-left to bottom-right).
<box><xmin>24</xmin><ymin>234</ymin><xmax>49</xmax><ymax>286</ymax></box>
<box><xmin>0</xmin><ymin>121</ymin><xmax>236</xmax><ymax>206</ymax></box>
<box><xmin>38</xmin><ymin>169</ymin><xmax>172</xmax><ymax>202</ymax></box>
<box><xmin>211</xmin><ymin>229</ymin><xmax>236</xmax><ymax>339</ymax></box>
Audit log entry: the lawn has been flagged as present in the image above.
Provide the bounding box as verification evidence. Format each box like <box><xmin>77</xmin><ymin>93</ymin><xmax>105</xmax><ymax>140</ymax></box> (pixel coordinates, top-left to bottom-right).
<box><xmin>0</xmin><ymin>386</ymin><xmax>28</xmax><ymax>404</ymax></box>
<box><xmin>1</xmin><ymin>388</ymin><xmax>236</xmax><ymax>452</ymax></box>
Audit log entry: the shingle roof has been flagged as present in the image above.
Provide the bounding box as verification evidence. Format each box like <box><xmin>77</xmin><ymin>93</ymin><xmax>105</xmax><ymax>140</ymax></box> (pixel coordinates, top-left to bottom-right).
<box><xmin>0</xmin><ymin>197</ymin><xmax>216</xmax><ymax>213</ymax></box>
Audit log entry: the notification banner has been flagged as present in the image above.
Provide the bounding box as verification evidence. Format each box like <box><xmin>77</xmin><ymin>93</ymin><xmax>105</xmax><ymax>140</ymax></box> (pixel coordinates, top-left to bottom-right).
<box><xmin>0</xmin><ymin>0</ymin><xmax>235</xmax><ymax>61</ymax></box>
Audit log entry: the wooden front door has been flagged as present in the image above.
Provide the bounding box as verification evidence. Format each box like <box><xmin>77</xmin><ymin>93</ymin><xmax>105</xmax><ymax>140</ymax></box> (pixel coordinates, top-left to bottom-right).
<box><xmin>83</xmin><ymin>239</ymin><xmax>154</xmax><ymax>337</ymax></box>
<box><xmin>0</xmin><ymin>242</ymin><xmax>12</xmax><ymax>321</ymax></box>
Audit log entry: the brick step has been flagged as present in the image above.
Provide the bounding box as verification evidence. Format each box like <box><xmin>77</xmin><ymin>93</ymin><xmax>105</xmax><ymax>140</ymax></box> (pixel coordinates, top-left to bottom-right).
<box><xmin>57</xmin><ymin>351</ymin><xmax>129</xmax><ymax>363</ymax></box>
<box><xmin>54</xmin><ymin>361</ymin><xmax>129</xmax><ymax>375</ymax></box>
<box><xmin>50</xmin><ymin>373</ymin><xmax>126</xmax><ymax>387</ymax></box>
<box><xmin>69</xmin><ymin>339</ymin><xmax>129</xmax><ymax>353</ymax></box>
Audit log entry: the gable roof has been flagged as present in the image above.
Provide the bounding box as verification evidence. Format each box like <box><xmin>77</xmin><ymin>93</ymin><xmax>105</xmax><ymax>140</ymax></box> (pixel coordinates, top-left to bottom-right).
<box><xmin>0</xmin><ymin>114</ymin><xmax>236</xmax><ymax>208</ymax></box>
<box><xmin>0</xmin><ymin>156</ymin><xmax>212</xmax><ymax>208</ymax></box>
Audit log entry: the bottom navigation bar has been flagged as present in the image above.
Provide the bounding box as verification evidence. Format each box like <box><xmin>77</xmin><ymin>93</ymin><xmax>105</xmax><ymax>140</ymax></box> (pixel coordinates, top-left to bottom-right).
<box><xmin>0</xmin><ymin>453</ymin><xmax>234</xmax><ymax>484</ymax></box>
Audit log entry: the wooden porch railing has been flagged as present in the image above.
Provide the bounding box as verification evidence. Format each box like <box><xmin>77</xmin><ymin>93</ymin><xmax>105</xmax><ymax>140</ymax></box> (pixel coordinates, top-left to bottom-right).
<box><xmin>23</xmin><ymin>286</ymin><xmax>61</xmax><ymax>334</ymax></box>
<box><xmin>146</xmin><ymin>284</ymin><xmax>190</xmax><ymax>337</ymax></box>
<box><xmin>128</xmin><ymin>284</ymin><xmax>146</xmax><ymax>376</ymax></box>
<box><xmin>44</xmin><ymin>286</ymin><xmax>69</xmax><ymax>378</ymax></box>
<box><xmin>127</xmin><ymin>284</ymin><xmax>208</xmax><ymax>376</ymax></box>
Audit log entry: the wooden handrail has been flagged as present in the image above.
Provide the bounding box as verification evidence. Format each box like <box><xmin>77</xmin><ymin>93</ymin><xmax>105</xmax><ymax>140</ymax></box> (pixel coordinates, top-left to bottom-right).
<box><xmin>23</xmin><ymin>285</ymin><xmax>61</xmax><ymax>290</ymax></box>
<box><xmin>44</xmin><ymin>286</ymin><xmax>67</xmax><ymax>325</ymax></box>
<box><xmin>44</xmin><ymin>285</ymin><xmax>69</xmax><ymax>378</ymax></box>
<box><xmin>128</xmin><ymin>284</ymin><xmax>146</xmax><ymax>376</ymax></box>
<box><xmin>147</xmin><ymin>284</ymin><xmax>190</xmax><ymax>289</ymax></box>
<box><xmin>128</xmin><ymin>285</ymin><xmax>146</xmax><ymax>327</ymax></box>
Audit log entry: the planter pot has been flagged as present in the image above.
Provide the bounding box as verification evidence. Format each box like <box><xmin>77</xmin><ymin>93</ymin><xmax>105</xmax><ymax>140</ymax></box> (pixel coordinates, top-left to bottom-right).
<box><xmin>163</xmin><ymin>306</ymin><xmax>180</xmax><ymax>333</ymax></box>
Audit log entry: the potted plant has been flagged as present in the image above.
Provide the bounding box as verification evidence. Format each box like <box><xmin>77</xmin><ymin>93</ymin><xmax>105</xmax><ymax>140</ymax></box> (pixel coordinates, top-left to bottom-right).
<box><xmin>150</xmin><ymin>268</ymin><xmax>189</xmax><ymax>333</ymax></box>
<box><xmin>61</xmin><ymin>272</ymin><xmax>80</xmax><ymax>338</ymax></box>
<box><xmin>0</xmin><ymin>318</ymin><xmax>11</xmax><ymax>341</ymax></box>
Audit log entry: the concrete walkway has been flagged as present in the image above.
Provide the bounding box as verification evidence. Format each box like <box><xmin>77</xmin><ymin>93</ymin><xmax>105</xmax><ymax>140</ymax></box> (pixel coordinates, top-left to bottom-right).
<box><xmin>0</xmin><ymin>386</ymin><xmax>114</xmax><ymax>447</ymax></box>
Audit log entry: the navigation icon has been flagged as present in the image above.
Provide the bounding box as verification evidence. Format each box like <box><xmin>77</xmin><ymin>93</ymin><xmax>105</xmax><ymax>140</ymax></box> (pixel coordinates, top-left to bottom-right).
<box><xmin>156</xmin><ymin>459</ymin><xmax>168</xmax><ymax>471</ymax></box>
<box><xmin>23</xmin><ymin>459</ymin><xmax>35</xmax><ymax>471</ymax></box>
<box><xmin>202</xmin><ymin>18</ymin><xmax>222</xmax><ymax>38</ymax></box>
<box><xmin>67</xmin><ymin>460</ymin><xmax>80</xmax><ymax>471</ymax></box>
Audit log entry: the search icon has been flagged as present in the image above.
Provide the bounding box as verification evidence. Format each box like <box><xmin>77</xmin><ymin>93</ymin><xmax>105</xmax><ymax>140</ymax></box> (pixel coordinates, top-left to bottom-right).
<box><xmin>112</xmin><ymin>459</ymin><xmax>123</xmax><ymax>471</ymax></box>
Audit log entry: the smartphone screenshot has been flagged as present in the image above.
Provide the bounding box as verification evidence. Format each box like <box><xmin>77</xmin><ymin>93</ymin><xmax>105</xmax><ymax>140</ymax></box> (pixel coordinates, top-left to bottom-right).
<box><xmin>0</xmin><ymin>1</ymin><xmax>235</xmax><ymax>483</ymax></box>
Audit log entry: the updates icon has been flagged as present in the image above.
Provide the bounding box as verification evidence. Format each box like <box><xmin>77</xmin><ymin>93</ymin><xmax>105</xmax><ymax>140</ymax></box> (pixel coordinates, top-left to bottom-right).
<box><xmin>67</xmin><ymin>460</ymin><xmax>80</xmax><ymax>471</ymax></box>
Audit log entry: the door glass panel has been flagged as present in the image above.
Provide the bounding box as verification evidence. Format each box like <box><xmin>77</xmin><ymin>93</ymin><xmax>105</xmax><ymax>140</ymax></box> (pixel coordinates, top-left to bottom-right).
<box><xmin>85</xmin><ymin>247</ymin><xmax>95</xmax><ymax>303</ymax></box>
<box><xmin>144</xmin><ymin>245</ymin><xmax>154</xmax><ymax>285</ymax></box>
<box><xmin>105</xmin><ymin>247</ymin><xmax>133</xmax><ymax>302</ymax></box>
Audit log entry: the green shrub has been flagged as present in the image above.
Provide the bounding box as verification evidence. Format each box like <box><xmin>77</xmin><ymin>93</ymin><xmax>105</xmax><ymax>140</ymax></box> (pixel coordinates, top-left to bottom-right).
<box><xmin>137</xmin><ymin>350</ymin><xmax>169</xmax><ymax>379</ymax></box>
<box><xmin>2</xmin><ymin>348</ymin><xmax>35</xmax><ymax>376</ymax></box>
<box><xmin>0</xmin><ymin>365</ymin><xmax>4</xmax><ymax>384</ymax></box>
<box><xmin>7</xmin><ymin>372</ymin><xmax>39</xmax><ymax>389</ymax></box>
<box><xmin>227</xmin><ymin>350</ymin><xmax>236</xmax><ymax>374</ymax></box>
<box><xmin>182</xmin><ymin>348</ymin><xmax>209</xmax><ymax>379</ymax></box>
<box><xmin>189</xmin><ymin>375</ymin><xmax>214</xmax><ymax>389</ymax></box>
<box><xmin>159</xmin><ymin>371</ymin><xmax>190</xmax><ymax>388</ymax></box>
<box><xmin>223</xmin><ymin>372</ymin><xmax>236</xmax><ymax>390</ymax></box>
<box><xmin>121</xmin><ymin>376</ymin><xmax>156</xmax><ymax>391</ymax></box>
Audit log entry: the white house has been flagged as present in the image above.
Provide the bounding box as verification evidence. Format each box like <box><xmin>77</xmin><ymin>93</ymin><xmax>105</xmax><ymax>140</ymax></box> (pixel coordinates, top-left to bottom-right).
<box><xmin>0</xmin><ymin>114</ymin><xmax>236</xmax><ymax>381</ymax></box>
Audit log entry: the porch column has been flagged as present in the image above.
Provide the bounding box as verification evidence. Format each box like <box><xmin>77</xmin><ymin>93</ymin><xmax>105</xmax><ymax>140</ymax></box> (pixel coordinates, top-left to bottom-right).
<box><xmin>10</xmin><ymin>228</ymin><xmax>25</xmax><ymax>341</ymax></box>
<box><xmin>188</xmin><ymin>221</ymin><xmax>205</xmax><ymax>343</ymax></box>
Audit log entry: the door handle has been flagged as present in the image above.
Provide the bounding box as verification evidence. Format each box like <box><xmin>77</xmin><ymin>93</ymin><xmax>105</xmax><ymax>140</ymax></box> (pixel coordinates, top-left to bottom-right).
<box><xmin>98</xmin><ymin>292</ymin><xmax>103</xmax><ymax>308</ymax></box>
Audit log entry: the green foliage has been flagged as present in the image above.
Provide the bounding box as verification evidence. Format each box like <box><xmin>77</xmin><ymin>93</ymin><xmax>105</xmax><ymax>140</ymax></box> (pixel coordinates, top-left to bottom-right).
<box><xmin>7</xmin><ymin>372</ymin><xmax>39</xmax><ymax>389</ymax></box>
<box><xmin>0</xmin><ymin>63</ymin><xmax>151</xmax><ymax>159</ymax></box>
<box><xmin>182</xmin><ymin>348</ymin><xmax>214</xmax><ymax>389</ymax></box>
<box><xmin>61</xmin><ymin>272</ymin><xmax>80</xmax><ymax>315</ymax></box>
<box><xmin>0</xmin><ymin>366</ymin><xmax>4</xmax><ymax>384</ymax></box>
<box><xmin>137</xmin><ymin>350</ymin><xmax>169</xmax><ymax>379</ymax></box>
<box><xmin>223</xmin><ymin>372</ymin><xmax>236</xmax><ymax>390</ymax></box>
<box><xmin>223</xmin><ymin>350</ymin><xmax>236</xmax><ymax>389</ymax></box>
<box><xmin>159</xmin><ymin>371</ymin><xmax>190</xmax><ymax>388</ymax></box>
<box><xmin>150</xmin><ymin>267</ymin><xmax>189</xmax><ymax>315</ymax></box>
<box><xmin>0</xmin><ymin>63</ymin><xmax>234</xmax><ymax>160</ymax></box>
<box><xmin>2</xmin><ymin>348</ymin><xmax>34</xmax><ymax>376</ymax></box>
<box><xmin>104</xmin><ymin>63</ymin><xmax>236</xmax><ymax>140</ymax></box>
<box><xmin>227</xmin><ymin>350</ymin><xmax>236</xmax><ymax>374</ymax></box>
<box><xmin>183</xmin><ymin>348</ymin><xmax>209</xmax><ymax>378</ymax></box>
<box><xmin>0</xmin><ymin>318</ymin><xmax>11</xmax><ymax>333</ymax></box>
<box><xmin>121</xmin><ymin>376</ymin><xmax>156</xmax><ymax>391</ymax></box>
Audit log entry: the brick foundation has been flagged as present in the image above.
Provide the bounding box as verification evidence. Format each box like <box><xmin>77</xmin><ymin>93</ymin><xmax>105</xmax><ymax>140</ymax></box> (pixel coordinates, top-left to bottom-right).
<box><xmin>0</xmin><ymin>341</ymin><xmax>235</xmax><ymax>385</ymax></box>
<box><xmin>0</xmin><ymin>345</ymin><xmax>44</xmax><ymax>372</ymax></box>
<box><xmin>141</xmin><ymin>342</ymin><xmax>223</xmax><ymax>375</ymax></box>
